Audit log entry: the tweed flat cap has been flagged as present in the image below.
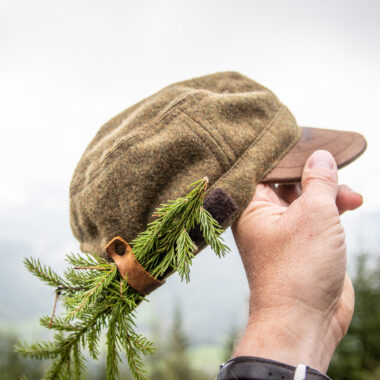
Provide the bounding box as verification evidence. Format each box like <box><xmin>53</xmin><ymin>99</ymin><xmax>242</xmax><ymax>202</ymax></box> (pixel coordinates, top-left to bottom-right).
<box><xmin>70</xmin><ymin>71</ymin><xmax>366</xmax><ymax>259</ymax></box>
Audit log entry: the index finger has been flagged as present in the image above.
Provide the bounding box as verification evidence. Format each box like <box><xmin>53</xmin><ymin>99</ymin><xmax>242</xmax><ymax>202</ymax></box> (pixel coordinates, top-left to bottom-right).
<box><xmin>275</xmin><ymin>183</ymin><xmax>302</xmax><ymax>204</ymax></box>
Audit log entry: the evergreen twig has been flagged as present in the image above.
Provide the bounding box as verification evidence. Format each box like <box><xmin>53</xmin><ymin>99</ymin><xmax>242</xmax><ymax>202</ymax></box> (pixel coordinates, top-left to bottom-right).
<box><xmin>15</xmin><ymin>177</ymin><xmax>230</xmax><ymax>379</ymax></box>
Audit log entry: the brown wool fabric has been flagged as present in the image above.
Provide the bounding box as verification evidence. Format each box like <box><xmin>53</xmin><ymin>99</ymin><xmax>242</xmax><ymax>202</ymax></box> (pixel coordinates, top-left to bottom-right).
<box><xmin>70</xmin><ymin>71</ymin><xmax>301</xmax><ymax>259</ymax></box>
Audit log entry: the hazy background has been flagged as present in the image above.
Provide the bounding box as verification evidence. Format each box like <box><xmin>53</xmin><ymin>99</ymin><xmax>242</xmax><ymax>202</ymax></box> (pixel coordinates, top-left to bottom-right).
<box><xmin>1</xmin><ymin>0</ymin><xmax>379</xmax><ymax>376</ymax></box>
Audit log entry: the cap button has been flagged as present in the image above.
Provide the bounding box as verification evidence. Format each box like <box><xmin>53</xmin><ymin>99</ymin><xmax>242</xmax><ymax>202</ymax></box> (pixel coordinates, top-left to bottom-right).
<box><xmin>115</xmin><ymin>244</ymin><xmax>126</xmax><ymax>255</ymax></box>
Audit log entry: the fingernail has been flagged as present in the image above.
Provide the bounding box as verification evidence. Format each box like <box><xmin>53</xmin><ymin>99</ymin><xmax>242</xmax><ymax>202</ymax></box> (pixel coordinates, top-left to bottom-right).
<box><xmin>308</xmin><ymin>150</ymin><xmax>335</xmax><ymax>169</ymax></box>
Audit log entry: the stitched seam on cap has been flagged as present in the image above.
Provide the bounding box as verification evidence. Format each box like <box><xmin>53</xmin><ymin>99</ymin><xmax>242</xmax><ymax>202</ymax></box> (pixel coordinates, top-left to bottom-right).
<box><xmin>178</xmin><ymin>108</ymin><xmax>233</xmax><ymax>169</ymax></box>
<box><xmin>258</xmin><ymin>111</ymin><xmax>302</xmax><ymax>182</ymax></box>
<box><xmin>210</xmin><ymin>104</ymin><xmax>284</xmax><ymax>187</ymax></box>
<box><xmin>71</xmin><ymin>92</ymin><xmax>207</xmax><ymax>197</ymax></box>
<box><xmin>71</xmin><ymin>95</ymin><xmax>192</xmax><ymax>195</ymax></box>
<box><xmin>70</xmin><ymin>111</ymin><xmax>180</xmax><ymax>197</ymax></box>
<box><xmin>180</xmin><ymin>113</ymin><xmax>230</xmax><ymax>173</ymax></box>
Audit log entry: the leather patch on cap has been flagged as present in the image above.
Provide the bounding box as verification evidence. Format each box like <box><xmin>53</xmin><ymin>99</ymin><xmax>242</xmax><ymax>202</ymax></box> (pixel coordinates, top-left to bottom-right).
<box><xmin>105</xmin><ymin>236</ymin><xmax>164</xmax><ymax>296</ymax></box>
<box><xmin>189</xmin><ymin>187</ymin><xmax>239</xmax><ymax>247</ymax></box>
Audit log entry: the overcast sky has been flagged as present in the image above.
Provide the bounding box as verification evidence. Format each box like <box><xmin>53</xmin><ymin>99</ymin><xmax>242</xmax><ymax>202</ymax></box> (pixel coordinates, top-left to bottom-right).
<box><xmin>1</xmin><ymin>0</ymin><xmax>379</xmax><ymax>249</ymax></box>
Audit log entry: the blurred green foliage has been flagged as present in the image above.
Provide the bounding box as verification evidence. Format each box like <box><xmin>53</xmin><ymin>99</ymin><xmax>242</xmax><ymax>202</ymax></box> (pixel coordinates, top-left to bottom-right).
<box><xmin>148</xmin><ymin>306</ymin><xmax>210</xmax><ymax>380</ymax></box>
<box><xmin>328</xmin><ymin>253</ymin><xmax>380</xmax><ymax>379</ymax></box>
<box><xmin>0</xmin><ymin>332</ymin><xmax>44</xmax><ymax>380</ymax></box>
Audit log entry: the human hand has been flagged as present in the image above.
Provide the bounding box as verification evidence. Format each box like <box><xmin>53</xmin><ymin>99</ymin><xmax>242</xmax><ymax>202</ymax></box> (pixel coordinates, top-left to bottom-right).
<box><xmin>231</xmin><ymin>150</ymin><xmax>363</xmax><ymax>373</ymax></box>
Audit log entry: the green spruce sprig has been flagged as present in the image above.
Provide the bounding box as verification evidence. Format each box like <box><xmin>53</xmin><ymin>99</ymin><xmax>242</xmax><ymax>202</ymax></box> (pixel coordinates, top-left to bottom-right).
<box><xmin>15</xmin><ymin>177</ymin><xmax>230</xmax><ymax>380</ymax></box>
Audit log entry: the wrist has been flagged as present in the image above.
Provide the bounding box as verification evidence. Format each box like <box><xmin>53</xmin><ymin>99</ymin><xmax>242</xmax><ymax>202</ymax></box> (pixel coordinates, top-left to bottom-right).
<box><xmin>233</xmin><ymin>308</ymin><xmax>337</xmax><ymax>373</ymax></box>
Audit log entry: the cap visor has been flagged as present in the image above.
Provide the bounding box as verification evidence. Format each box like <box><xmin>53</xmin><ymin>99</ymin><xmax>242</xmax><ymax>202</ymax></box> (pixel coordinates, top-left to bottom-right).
<box><xmin>262</xmin><ymin>127</ymin><xmax>367</xmax><ymax>184</ymax></box>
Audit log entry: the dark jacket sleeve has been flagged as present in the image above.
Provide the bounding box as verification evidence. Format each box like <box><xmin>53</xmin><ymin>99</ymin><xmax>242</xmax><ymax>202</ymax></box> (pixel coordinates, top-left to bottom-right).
<box><xmin>216</xmin><ymin>356</ymin><xmax>331</xmax><ymax>380</ymax></box>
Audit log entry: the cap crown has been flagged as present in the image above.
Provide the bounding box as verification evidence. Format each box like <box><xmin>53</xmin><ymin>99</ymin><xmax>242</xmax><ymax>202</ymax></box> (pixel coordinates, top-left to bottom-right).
<box><xmin>70</xmin><ymin>71</ymin><xmax>300</xmax><ymax>256</ymax></box>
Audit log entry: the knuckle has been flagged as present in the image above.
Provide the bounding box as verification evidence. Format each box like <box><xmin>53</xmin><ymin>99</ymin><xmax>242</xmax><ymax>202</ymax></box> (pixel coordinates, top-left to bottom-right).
<box><xmin>301</xmin><ymin>194</ymin><xmax>337</xmax><ymax>216</ymax></box>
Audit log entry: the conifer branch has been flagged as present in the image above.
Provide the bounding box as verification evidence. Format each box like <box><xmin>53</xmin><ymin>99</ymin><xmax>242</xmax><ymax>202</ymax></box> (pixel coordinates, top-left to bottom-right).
<box><xmin>65</xmin><ymin>266</ymin><xmax>117</xmax><ymax>321</ymax></box>
<box><xmin>24</xmin><ymin>257</ymin><xmax>67</xmax><ymax>288</ymax></box>
<box><xmin>16</xmin><ymin>177</ymin><xmax>230</xmax><ymax>379</ymax></box>
<box><xmin>40</xmin><ymin>315</ymin><xmax>79</xmax><ymax>331</ymax></box>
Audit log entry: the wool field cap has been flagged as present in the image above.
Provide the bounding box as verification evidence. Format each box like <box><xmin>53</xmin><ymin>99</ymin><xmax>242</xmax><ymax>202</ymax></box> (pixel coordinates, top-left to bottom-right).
<box><xmin>70</xmin><ymin>71</ymin><xmax>366</xmax><ymax>260</ymax></box>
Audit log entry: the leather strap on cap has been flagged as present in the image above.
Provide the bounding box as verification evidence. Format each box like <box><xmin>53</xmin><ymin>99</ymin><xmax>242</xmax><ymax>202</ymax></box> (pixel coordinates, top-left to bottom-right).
<box><xmin>188</xmin><ymin>187</ymin><xmax>239</xmax><ymax>248</ymax></box>
<box><xmin>105</xmin><ymin>236</ymin><xmax>164</xmax><ymax>296</ymax></box>
<box><xmin>105</xmin><ymin>188</ymin><xmax>239</xmax><ymax>292</ymax></box>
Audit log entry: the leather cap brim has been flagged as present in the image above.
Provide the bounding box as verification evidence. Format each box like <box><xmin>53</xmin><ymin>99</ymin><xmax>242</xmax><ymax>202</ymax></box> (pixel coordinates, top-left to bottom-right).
<box><xmin>262</xmin><ymin>127</ymin><xmax>367</xmax><ymax>183</ymax></box>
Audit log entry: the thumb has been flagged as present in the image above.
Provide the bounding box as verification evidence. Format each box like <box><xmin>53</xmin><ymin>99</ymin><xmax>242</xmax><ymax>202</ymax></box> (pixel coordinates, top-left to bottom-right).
<box><xmin>301</xmin><ymin>150</ymin><xmax>339</xmax><ymax>202</ymax></box>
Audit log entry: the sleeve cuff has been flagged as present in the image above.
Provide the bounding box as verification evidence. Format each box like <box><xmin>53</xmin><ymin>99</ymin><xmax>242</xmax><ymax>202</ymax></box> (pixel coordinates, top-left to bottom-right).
<box><xmin>216</xmin><ymin>356</ymin><xmax>331</xmax><ymax>380</ymax></box>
